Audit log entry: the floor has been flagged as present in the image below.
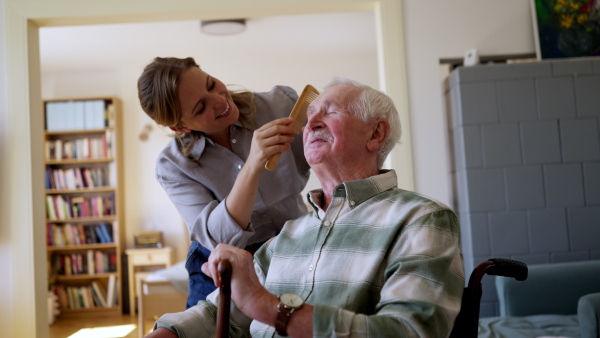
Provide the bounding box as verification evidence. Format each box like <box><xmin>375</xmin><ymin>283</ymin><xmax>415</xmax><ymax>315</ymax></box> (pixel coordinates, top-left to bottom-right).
<box><xmin>48</xmin><ymin>314</ymin><xmax>155</xmax><ymax>338</ymax></box>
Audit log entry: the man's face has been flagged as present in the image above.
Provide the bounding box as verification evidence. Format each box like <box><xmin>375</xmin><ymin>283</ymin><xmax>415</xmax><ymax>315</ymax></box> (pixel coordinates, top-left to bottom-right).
<box><xmin>302</xmin><ymin>84</ymin><xmax>374</xmax><ymax>167</ymax></box>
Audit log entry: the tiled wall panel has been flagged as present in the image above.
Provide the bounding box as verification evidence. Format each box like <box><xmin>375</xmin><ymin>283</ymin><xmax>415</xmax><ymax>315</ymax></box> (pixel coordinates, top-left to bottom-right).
<box><xmin>446</xmin><ymin>58</ymin><xmax>600</xmax><ymax>317</ymax></box>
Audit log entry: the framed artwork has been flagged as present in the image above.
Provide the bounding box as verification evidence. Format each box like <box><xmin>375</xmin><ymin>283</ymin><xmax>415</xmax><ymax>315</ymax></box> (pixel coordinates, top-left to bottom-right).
<box><xmin>531</xmin><ymin>0</ymin><xmax>600</xmax><ymax>59</ymax></box>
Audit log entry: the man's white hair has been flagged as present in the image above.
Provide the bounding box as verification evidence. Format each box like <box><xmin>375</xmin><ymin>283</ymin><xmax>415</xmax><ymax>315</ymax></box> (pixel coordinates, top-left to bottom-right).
<box><xmin>322</xmin><ymin>76</ymin><xmax>402</xmax><ymax>169</ymax></box>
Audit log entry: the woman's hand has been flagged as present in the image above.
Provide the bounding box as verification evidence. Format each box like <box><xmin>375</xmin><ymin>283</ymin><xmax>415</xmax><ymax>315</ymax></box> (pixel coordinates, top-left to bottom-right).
<box><xmin>224</xmin><ymin>117</ymin><xmax>297</xmax><ymax>230</ymax></box>
<box><xmin>245</xmin><ymin>116</ymin><xmax>298</xmax><ymax>173</ymax></box>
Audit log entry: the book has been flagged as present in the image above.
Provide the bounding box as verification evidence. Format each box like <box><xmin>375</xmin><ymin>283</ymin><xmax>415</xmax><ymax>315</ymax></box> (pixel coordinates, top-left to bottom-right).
<box><xmin>80</xmin><ymin>286</ymin><xmax>90</xmax><ymax>309</ymax></box>
<box><xmin>94</xmin><ymin>225</ymin><xmax>107</xmax><ymax>243</ymax></box>
<box><xmin>87</xmin><ymin>250</ymin><xmax>95</xmax><ymax>275</ymax></box>
<box><xmin>107</xmin><ymin>103</ymin><xmax>116</xmax><ymax>127</ymax></box>
<box><xmin>95</xmin><ymin>250</ymin><xmax>103</xmax><ymax>273</ymax></box>
<box><xmin>46</xmin><ymin>223</ymin><xmax>53</xmax><ymax>246</ymax></box>
<box><xmin>52</xmin><ymin>170</ymin><xmax>61</xmax><ymax>190</ymax></box>
<box><xmin>77</xmin><ymin>225</ymin><xmax>86</xmax><ymax>244</ymax></box>
<box><xmin>57</xmin><ymin>168</ymin><xmax>66</xmax><ymax>190</ymax></box>
<box><xmin>84</xmin><ymin>224</ymin><xmax>98</xmax><ymax>244</ymax></box>
<box><xmin>66</xmin><ymin>287</ymin><xmax>75</xmax><ymax>309</ymax></box>
<box><xmin>45</xmin><ymin>141</ymin><xmax>55</xmax><ymax>161</ymax></box>
<box><xmin>74</xmin><ymin>169</ymin><xmax>84</xmax><ymax>189</ymax></box>
<box><xmin>54</xmin><ymin>139</ymin><xmax>63</xmax><ymax>160</ymax></box>
<box><xmin>56</xmin><ymin>286</ymin><xmax>68</xmax><ymax>310</ymax></box>
<box><xmin>90</xmin><ymin>281</ymin><xmax>107</xmax><ymax>307</ymax></box>
<box><xmin>72</xmin><ymin>253</ymin><xmax>80</xmax><ymax>275</ymax></box>
<box><xmin>82</xmin><ymin>137</ymin><xmax>90</xmax><ymax>159</ymax></box>
<box><xmin>45</xmin><ymin>169</ymin><xmax>51</xmax><ymax>189</ymax></box>
<box><xmin>63</xmin><ymin>141</ymin><xmax>72</xmax><ymax>160</ymax></box>
<box><xmin>106</xmin><ymin>275</ymin><xmax>116</xmax><ymax>307</ymax></box>
<box><xmin>63</xmin><ymin>224</ymin><xmax>73</xmax><ymax>245</ymax></box>
<box><xmin>55</xmin><ymin>226</ymin><xmax>65</xmax><ymax>247</ymax></box>
<box><xmin>64</xmin><ymin>255</ymin><xmax>72</xmax><ymax>276</ymax></box>
<box><xmin>46</xmin><ymin>195</ymin><xmax>57</xmax><ymax>220</ymax></box>
<box><xmin>109</xmin><ymin>252</ymin><xmax>116</xmax><ymax>272</ymax></box>
<box><xmin>85</xmin><ymin>284</ymin><xmax>96</xmax><ymax>308</ymax></box>
<box><xmin>99</xmin><ymin>223</ymin><xmax>113</xmax><ymax>243</ymax></box>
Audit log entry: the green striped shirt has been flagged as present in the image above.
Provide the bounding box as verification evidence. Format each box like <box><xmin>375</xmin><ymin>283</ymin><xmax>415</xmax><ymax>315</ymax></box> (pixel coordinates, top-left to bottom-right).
<box><xmin>156</xmin><ymin>170</ymin><xmax>464</xmax><ymax>337</ymax></box>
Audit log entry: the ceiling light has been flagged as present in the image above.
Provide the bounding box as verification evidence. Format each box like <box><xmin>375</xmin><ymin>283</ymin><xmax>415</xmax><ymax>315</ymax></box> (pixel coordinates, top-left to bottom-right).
<box><xmin>200</xmin><ymin>19</ymin><xmax>246</xmax><ymax>35</ymax></box>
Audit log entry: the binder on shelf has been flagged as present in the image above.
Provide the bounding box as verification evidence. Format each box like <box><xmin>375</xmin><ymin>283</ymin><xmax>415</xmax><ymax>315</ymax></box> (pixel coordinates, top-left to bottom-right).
<box><xmin>92</xmin><ymin>100</ymin><xmax>106</xmax><ymax>129</ymax></box>
<box><xmin>84</xmin><ymin>101</ymin><xmax>95</xmax><ymax>130</ymax></box>
<box><xmin>64</xmin><ymin>101</ymin><xmax>75</xmax><ymax>131</ymax></box>
<box><xmin>73</xmin><ymin>101</ymin><xmax>85</xmax><ymax>130</ymax></box>
<box><xmin>45</xmin><ymin>101</ymin><xmax>59</xmax><ymax>131</ymax></box>
<box><xmin>53</xmin><ymin>101</ymin><xmax>67</xmax><ymax>132</ymax></box>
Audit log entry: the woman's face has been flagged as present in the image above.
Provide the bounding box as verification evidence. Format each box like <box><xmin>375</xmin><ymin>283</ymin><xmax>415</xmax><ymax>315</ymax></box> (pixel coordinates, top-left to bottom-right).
<box><xmin>175</xmin><ymin>67</ymin><xmax>239</xmax><ymax>138</ymax></box>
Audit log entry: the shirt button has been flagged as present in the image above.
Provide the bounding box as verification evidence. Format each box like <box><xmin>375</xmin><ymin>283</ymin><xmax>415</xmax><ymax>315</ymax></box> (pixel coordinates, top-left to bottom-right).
<box><xmin>237</xmin><ymin>164</ymin><xmax>242</xmax><ymax>170</ymax></box>
<box><xmin>350</xmin><ymin>201</ymin><xmax>356</xmax><ymax>206</ymax></box>
<box><xmin>308</xmin><ymin>264</ymin><xmax>314</xmax><ymax>271</ymax></box>
<box><xmin>231</xmin><ymin>139</ymin><xmax>237</xmax><ymax>144</ymax></box>
<box><xmin>323</xmin><ymin>220</ymin><xmax>332</xmax><ymax>227</ymax></box>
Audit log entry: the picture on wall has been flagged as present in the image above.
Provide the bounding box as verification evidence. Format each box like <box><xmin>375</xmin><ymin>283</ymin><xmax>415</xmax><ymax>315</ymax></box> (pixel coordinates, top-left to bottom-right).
<box><xmin>531</xmin><ymin>0</ymin><xmax>600</xmax><ymax>59</ymax></box>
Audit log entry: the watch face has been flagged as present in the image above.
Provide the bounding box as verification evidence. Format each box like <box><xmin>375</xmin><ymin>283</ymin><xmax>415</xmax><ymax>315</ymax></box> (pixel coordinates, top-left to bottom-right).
<box><xmin>279</xmin><ymin>292</ymin><xmax>303</xmax><ymax>308</ymax></box>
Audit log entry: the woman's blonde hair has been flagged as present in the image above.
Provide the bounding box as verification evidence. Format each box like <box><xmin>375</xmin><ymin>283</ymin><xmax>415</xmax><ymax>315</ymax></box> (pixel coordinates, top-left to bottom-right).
<box><xmin>137</xmin><ymin>56</ymin><xmax>255</xmax><ymax>156</ymax></box>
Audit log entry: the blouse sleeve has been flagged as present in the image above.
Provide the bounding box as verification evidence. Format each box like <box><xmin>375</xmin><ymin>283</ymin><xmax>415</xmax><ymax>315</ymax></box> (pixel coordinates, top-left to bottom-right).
<box><xmin>156</xmin><ymin>153</ymin><xmax>255</xmax><ymax>251</ymax></box>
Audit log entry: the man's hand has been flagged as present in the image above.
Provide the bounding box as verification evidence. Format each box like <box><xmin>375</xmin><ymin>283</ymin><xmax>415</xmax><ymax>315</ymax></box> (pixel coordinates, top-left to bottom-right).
<box><xmin>201</xmin><ymin>244</ymin><xmax>276</xmax><ymax>317</ymax></box>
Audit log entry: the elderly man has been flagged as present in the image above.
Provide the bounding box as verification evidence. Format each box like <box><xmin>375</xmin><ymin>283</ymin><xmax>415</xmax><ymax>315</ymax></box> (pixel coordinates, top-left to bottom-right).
<box><xmin>147</xmin><ymin>77</ymin><xmax>464</xmax><ymax>338</ymax></box>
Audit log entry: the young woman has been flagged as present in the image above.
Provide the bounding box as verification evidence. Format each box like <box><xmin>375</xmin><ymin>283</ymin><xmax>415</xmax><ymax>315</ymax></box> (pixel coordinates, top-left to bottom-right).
<box><xmin>137</xmin><ymin>57</ymin><xmax>310</xmax><ymax>307</ymax></box>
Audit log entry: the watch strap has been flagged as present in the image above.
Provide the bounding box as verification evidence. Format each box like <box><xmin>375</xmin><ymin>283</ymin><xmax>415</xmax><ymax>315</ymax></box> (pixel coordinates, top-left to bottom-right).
<box><xmin>275</xmin><ymin>303</ymin><xmax>293</xmax><ymax>336</ymax></box>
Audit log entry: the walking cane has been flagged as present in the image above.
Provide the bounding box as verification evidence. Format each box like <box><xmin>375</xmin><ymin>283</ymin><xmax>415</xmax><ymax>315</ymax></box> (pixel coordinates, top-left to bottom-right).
<box><xmin>216</xmin><ymin>259</ymin><xmax>232</xmax><ymax>338</ymax></box>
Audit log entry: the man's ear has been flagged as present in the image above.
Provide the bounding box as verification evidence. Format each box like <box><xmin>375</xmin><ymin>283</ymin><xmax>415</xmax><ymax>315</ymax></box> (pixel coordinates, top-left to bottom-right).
<box><xmin>169</xmin><ymin>125</ymin><xmax>191</xmax><ymax>133</ymax></box>
<box><xmin>367</xmin><ymin>120</ymin><xmax>390</xmax><ymax>152</ymax></box>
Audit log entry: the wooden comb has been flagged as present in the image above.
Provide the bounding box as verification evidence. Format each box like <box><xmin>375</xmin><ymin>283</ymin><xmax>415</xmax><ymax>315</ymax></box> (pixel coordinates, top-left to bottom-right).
<box><xmin>265</xmin><ymin>84</ymin><xmax>320</xmax><ymax>171</ymax></box>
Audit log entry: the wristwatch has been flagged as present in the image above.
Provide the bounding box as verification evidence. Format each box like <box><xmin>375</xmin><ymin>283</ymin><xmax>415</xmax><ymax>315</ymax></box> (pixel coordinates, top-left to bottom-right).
<box><xmin>275</xmin><ymin>292</ymin><xmax>304</xmax><ymax>336</ymax></box>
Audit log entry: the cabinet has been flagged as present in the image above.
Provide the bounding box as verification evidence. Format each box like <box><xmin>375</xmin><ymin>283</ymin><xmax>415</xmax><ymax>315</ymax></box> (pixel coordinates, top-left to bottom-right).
<box><xmin>125</xmin><ymin>247</ymin><xmax>173</xmax><ymax>316</ymax></box>
<box><xmin>44</xmin><ymin>97</ymin><xmax>124</xmax><ymax>318</ymax></box>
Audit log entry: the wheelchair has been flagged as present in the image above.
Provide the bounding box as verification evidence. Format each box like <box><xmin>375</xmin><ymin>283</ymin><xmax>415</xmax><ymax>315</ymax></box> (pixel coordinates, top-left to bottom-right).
<box><xmin>215</xmin><ymin>258</ymin><xmax>528</xmax><ymax>338</ymax></box>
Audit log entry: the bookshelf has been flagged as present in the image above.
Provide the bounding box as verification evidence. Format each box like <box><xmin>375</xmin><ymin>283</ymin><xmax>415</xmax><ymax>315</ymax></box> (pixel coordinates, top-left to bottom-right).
<box><xmin>44</xmin><ymin>97</ymin><xmax>124</xmax><ymax>318</ymax></box>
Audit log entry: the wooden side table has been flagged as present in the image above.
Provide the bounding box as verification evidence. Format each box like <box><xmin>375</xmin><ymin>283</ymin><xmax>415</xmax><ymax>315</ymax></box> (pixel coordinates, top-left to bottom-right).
<box><xmin>125</xmin><ymin>247</ymin><xmax>172</xmax><ymax>315</ymax></box>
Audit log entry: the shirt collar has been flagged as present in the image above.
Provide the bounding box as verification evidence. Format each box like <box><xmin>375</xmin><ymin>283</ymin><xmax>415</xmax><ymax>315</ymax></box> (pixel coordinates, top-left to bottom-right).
<box><xmin>187</xmin><ymin>107</ymin><xmax>253</xmax><ymax>160</ymax></box>
<box><xmin>306</xmin><ymin>169</ymin><xmax>398</xmax><ymax>212</ymax></box>
<box><xmin>188</xmin><ymin>134</ymin><xmax>207</xmax><ymax>161</ymax></box>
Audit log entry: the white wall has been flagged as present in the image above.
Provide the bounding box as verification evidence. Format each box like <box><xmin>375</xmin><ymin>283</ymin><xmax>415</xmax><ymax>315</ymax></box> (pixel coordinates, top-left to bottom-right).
<box><xmin>0</xmin><ymin>0</ymin><xmax>539</xmax><ymax>336</ymax></box>
<box><xmin>403</xmin><ymin>0</ymin><xmax>536</xmax><ymax>206</ymax></box>
<box><xmin>0</xmin><ymin>0</ymin><xmax>14</xmax><ymax>335</ymax></box>
<box><xmin>40</xmin><ymin>15</ymin><xmax>380</xmax><ymax>262</ymax></box>
<box><xmin>4</xmin><ymin>2</ymin><xmax>406</xmax><ymax>334</ymax></box>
